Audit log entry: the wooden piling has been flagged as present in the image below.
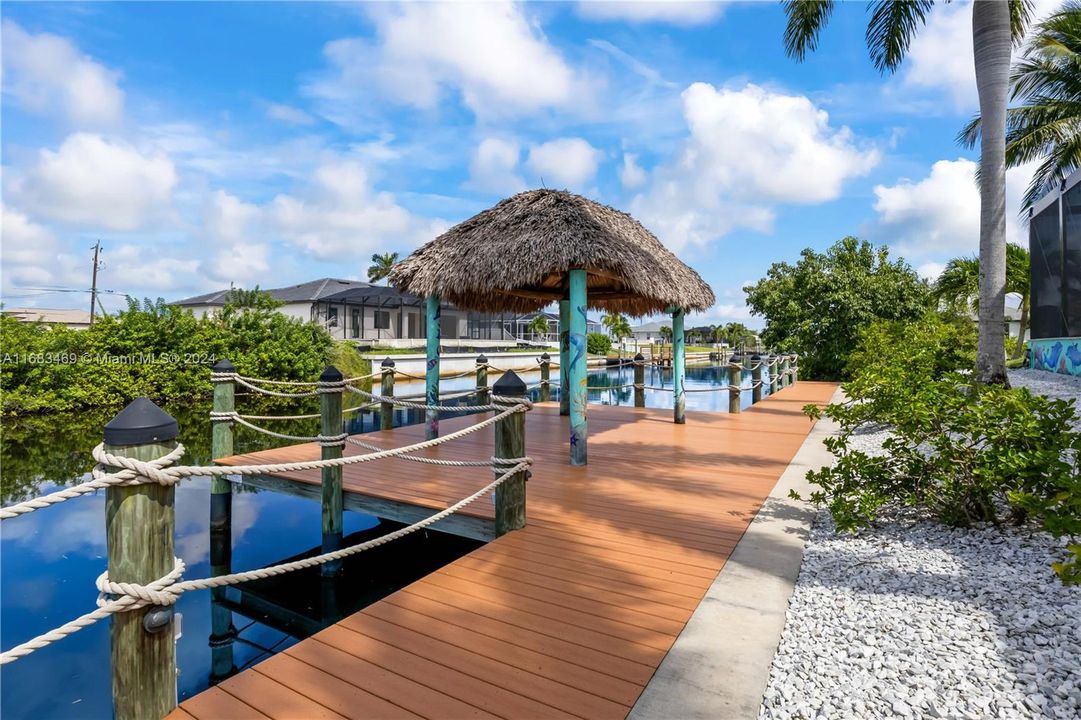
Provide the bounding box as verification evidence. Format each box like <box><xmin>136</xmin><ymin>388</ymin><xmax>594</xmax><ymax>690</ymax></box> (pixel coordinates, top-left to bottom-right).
<box><xmin>320</xmin><ymin>366</ymin><xmax>343</xmax><ymax>577</ymax></box>
<box><xmin>633</xmin><ymin>353</ymin><xmax>645</xmax><ymax>408</ymax></box>
<box><xmin>103</xmin><ymin>398</ymin><xmax>179</xmax><ymax>720</ymax></box>
<box><xmin>790</xmin><ymin>353</ymin><xmax>799</xmax><ymax>385</ymax></box>
<box><xmin>559</xmin><ymin>298</ymin><xmax>570</xmax><ymax>417</ymax></box>
<box><xmin>769</xmin><ymin>354</ymin><xmax>779</xmax><ymax>395</ymax></box>
<box><xmin>780</xmin><ymin>355</ymin><xmax>790</xmax><ymax>390</ymax></box>
<box><xmin>727</xmin><ymin>362</ymin><xmax>742</xmax><ymax>414</ymax></box>
<box><xmin>380</xmin><ymin>358</ymin><xmax>395</xmax><ymax>432</ymax></box>
<box><xmin>752</xmin><ymin>354</ymin><xmax>763</xmax><ymax>404</ymax></box>
<box><xmin>539</xmin><ymin>353</ymin><xmax>551</xmax><ymax>402</ymax></box>
<box><xmin>210</xmin><ymin>360</ymin><xmax>234</xmax><ymax>533</ymax></box>
<box><xmin>493</xmin><ymin>371</ymin><xmax>527</xmax><ymax>536</ymax></box>
<box><xmin>476</xmin><ymin>354</ymin><xmax>489</xmax><ymax>406</ymax></box>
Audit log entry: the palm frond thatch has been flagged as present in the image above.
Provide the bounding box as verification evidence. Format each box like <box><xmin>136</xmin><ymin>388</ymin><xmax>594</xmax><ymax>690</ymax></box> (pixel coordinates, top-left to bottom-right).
<box><xmin>388</xmin><ymin>189</ymin><xmax>715</xmax><ymax>317</ymax></box>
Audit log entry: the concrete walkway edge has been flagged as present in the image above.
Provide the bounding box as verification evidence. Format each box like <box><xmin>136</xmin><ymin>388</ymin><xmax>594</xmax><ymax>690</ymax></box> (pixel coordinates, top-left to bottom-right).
<box><xmin>628</xmin><ymin>387</ymin><xmax>843</xmax><ymax>720</ymax></box>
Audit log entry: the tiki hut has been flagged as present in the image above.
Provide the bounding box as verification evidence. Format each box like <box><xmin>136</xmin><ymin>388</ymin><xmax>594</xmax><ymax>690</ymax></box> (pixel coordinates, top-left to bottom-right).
<box><xmin>390</xmin><ymin>188</ymin><xmax>715</xmax><ymax>465</ymax></box>
<box><xmin>388</xmin><ymin>189</ymin><xmax>715</xmax><ymax>317</ymax></box>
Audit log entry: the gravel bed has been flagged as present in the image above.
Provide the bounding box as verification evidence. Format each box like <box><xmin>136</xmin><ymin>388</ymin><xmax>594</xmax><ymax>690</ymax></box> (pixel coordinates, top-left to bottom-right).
<box><xmin>759</xmin><ymin>369</ymin><xmax>1081</xmax><ymax>720</ymax></box>
<box><xmin>759</xmin><ymin>513</ymin><xmax>1081</xmax><ymax>719</ymax></box>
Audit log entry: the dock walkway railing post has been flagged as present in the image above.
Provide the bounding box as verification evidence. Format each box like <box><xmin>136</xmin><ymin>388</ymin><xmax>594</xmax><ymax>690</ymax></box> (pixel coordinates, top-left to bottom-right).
<box><xmin>780</xmin><ymin>355</ymin><xmax>791</xmax><ymax>390</ymax></box>
<box><xmin>319</xmin><ymin>365</ymin><xmax>344</xmax><ymax>577</ymax></box>
<box><xmin>752</xmin><ymin>354</ymin><xmax>763</xmax><ymax>404</ymax></box>
<box><xmin>380</xmin><ymin>358</ymin><xmax>395</xmax><ymax>431</ymax></box>
<box><xmin>633</xmin><ymin>353</ymin><xmax>645</xmax><ymax>408</ymax></box>
<box><xmin>210</xmin><ymin>359</ymin><xmax>234</xmax><ymax>532</ymax></box>
<box><xmin>493</xmin><ymin>371</ymin><xmax>528</xmax><ymax>536</ymax></box>
<box><xmin>102</xmin><ymin>399</ymin><xmax>179</xmax><ymax>720</ymax></box>
<box><xmin>539</xmin><ymin>353</ymin><xmax>551</xmax><ymax>402</ymax></box>
<box><xmin>476</xmin><ymin>354</ymin><xmax>489</xmax><ymax>406</ymax></box>
<box><xmin>728</xmin><ymin>362</ymin><xmax>742</xmax><ymax>414</ymax></box>
<box><xmin>209</xmin><ymin>360</ymin><xmax>236</xmax><ymax>685</ymax></box>
<box><xmin>769</xmin><ymin>354</ymin><xmax>779</xmax><ymax>395</ymax></box>
<box><xmin>791</xmin><ymin>353</ymin><xmax>799</xmax><ymax>385</ymax></box>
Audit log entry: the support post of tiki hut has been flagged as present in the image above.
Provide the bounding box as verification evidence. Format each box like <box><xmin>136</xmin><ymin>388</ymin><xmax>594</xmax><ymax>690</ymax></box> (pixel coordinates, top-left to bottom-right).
<box><xmin>380</xmin><ymin>357</ymin><xmax>395</xmax><ymax>431</ymax></box>
<box><xmin>539</xmin><ymin>352</ymin><xmax>551</xmax><ymax>402</ymax></box>
<box><xmin>320</xmin><ymin>365</ymin><xmax>343</xmax><ymax>577</ymax></box>
<box><xmin>559</xmin><ymin>298</ymin><xmax>570</xmax><ymax>416</ymax></box>
<box><xmin>568</xmin><ymin>268</ymin><xmax>588</xmax><ymax>465</ymax></box>
<box><xmin>102</xmin><ymin>399</ymin><xmax>179</xmax><ymax>720</ymax></box>
<box><xmin>386</xmin><ymin>189</ymin><xmax>714</xmax><ymax>466</ymax></box>
<box><xmin>670</xmin><ymin>306</ymin><xmax>686</xmax><ymax>424</ymax></box>
<box><xmin>425</xmin><ymin>295</ymin><xmax>441</xmax><ymax>439</ymax></box>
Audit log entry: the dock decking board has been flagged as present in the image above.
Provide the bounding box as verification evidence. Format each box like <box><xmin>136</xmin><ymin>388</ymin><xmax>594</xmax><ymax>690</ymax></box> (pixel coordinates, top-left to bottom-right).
<box><xmin>174</xmin><ymin>382</ymin><xmax>837</xmax><ymax>720</ymax></box>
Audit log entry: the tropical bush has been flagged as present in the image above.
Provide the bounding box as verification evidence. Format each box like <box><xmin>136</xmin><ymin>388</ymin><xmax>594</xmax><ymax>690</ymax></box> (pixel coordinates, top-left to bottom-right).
<box><xmin>1</xmin><ymin>296</ymin><xmax>333</xmax><ymax>416</ymax></box>
<box><xmin>587</xmin><ymin>332</ymin><xmax>612</xmax><ymax>355</ymax></box>
<box><xmin>800</xmin><ymin>315</ymin><xmax>1081</xmax><ymax>583</ymax></box>
<box><xmin>744</xmin><ymin>237</ymin><xmax>931</xmax><ymax>380</ymax></box>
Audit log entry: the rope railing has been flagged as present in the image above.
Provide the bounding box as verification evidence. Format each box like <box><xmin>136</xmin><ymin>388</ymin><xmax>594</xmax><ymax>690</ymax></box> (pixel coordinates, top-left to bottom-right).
<box><xmin>0</xmin><ymin>455</ymin><xmax>530</xmax><ymax>665</ymax></box>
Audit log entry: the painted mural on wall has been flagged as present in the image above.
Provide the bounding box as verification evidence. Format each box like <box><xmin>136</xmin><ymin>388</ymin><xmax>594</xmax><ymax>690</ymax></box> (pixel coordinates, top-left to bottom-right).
<box><xmin>1030</xmin><ymin>337</ymin><xmax>1081</xmax><ymax>377</ymax></box>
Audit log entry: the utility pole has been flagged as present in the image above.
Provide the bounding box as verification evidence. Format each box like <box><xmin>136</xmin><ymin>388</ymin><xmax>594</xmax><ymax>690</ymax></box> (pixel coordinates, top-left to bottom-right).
<box><xmin>90</xmin><ymin>240</ymin><xmax>103</xmax><ymax>325</ymax></box>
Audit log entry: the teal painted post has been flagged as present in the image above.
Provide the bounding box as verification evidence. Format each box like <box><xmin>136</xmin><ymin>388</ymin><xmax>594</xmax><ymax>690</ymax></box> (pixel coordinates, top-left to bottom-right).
<box><xmin>559</xmin><ymin>298</ymin><xmax>570</xmax><ymax>416</ymax></box>
<box><xmin>476</xmin><ymin>354</ymin><xmax>489</xmax><ymax>406</ymax></box>
<box><xmin>728</xmin><ymin>362</ymin><xmax>742</xmax><ymax>414</ymax></box>
<box><xmin>633</xmin><ymin>353</ymin><xmax>645</xmax><ymax>407</ymax></box>
<box><xmin>752</xmin><ymin>354</ymin><xmax>763</xmax><ymax>404</ymax></box>
<box><xmin>671</xmin><ymin>307</ymin><xmax>686</xmax><ymax>424</ymax></box>
<box><xmin>539</xmin><ymin>353</ymin><xmax>551</xmax><ymax>402</ymax></box>
<box><xmin>425</xmin><ymin>295</ymin><xmax>441</xmax><ymax>439</ymax></box>
<box><xmin>568</xmin><ymin>270</ymin><xmax>588</xmax><ymax>465</ymax></box>
<box><xmin>320</xmin><ymin>366</ymin><xmax>343</xmax><ymax>577</ymax></box>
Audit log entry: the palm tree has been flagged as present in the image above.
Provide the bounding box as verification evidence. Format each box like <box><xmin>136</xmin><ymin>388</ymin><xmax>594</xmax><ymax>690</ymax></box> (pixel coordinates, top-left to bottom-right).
<box><xmin>960</xmin><ymin>3</ymin><xmax>1081</xmax><ymax>210</ymax></box>
<box><xmin>528</xmin><ymin>313</ymin><xmax>550</xmax><ymax>341</ymax></box>
<box><xmin>367</xmin><ymin>252</ymin><xmax>399</xmax><ymax>284</ymax></box>
<box><xmin>602</xmin><ymin>313</ymin><xmax>634</xmax><ymax>359</ymax></box>
<box><xmin>782</xmin><ymin>0</ymin><xmax>1033</xmax><ymax>385</ymax></box>
<box><xmin>934</xmin><ymin>243</ymin><xmax>1031</xmax><ymax>359</ymax></box>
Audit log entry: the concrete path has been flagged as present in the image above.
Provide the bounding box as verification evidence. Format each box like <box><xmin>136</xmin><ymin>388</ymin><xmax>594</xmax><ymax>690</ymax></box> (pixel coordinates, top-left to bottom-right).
<box><xmin>628</xmin><ymin>387</ymin><xmax>842</xmax><ymax>720</ymax></box>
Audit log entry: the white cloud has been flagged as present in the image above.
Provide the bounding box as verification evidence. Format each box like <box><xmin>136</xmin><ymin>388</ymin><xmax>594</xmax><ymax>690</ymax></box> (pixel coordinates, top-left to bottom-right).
<box><xmin>527</xmin><ymin>137</ymin><xmax>602</xmax><ymax>188</ymax></box>
<box><xmin>870</xmin><ymin>157</ymin><xmax>1035</xmax><ymax>257</ymax></box>
<box><xmin>901</xmin><ymin>0</ymin><xmax>1063</xmax><ymax>112</ymax></box>
<box><xmin>917</xmin><ymin>262</ymin><xmax>946</xmax><ymax>281</ymax></box>
<box><xmin>1</xmin><ymin>20</ymin><xmax>124</xmax><ymax>126</ymax></box>
<box><xmin>200</xmin><ymin>191</ymin><xmax>268</xmax><ymax>284</ymax></box>
<box><xmin>99</xmin><ymin>244</ymin><xmax>199</xmax><ymax>293</ymax></box>
<box><xmin>577</xmin><ymin>1</ymin><xmax>723</xmax><ymax>25</ymax></box>
<box><xmin>467</xmin><ymin>138</ymin><xmax>526</xmax><ymax>194</ymax></box>
<box><xmin>0</xmin><ymin>204</ymin><xmax>85</xmax><ymax>294</ymax></box>
<box><xmin>8</xmin><ymin>133</ymin><xmax>177</xmax><ymax>231</ymax></box>
<box><xmin>631</xmin><ymin>82</ymin><xmax>879</xmax><ymax>250</ymax></box>
<box><xmin>267</xmin><ymin>159</ymin><xmax>431</xmax><ymax>261</ymax></box>
<box><xmin>265</xmin><ymin>102</ymin><xmax>316</xmax><ymax>126</ymax></box>
<box><xmin>620</xmin><ymin>153</ymin><xmax>647</xmax><ymax>189</ymax></box>
<box><xmin>306</xmin><ymin>1</ymin><xmax>588</xmax><ymax>120</ymax></box>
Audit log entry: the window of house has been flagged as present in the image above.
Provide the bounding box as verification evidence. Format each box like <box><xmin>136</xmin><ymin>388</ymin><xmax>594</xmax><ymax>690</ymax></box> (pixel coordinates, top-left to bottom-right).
<box><xmin>351</xmin><ymin>309</ymin><xmax>360</xmax><ymax>338</ymax></box>
<box><xmin>327</xmin><ymin>307</ymin><xmax>338</xmax><ymax>327</ymax></box>
<box><xmin>374</xmin><ymin>310</ymin><xmax>391</xmax><ymax>329</ymax></box>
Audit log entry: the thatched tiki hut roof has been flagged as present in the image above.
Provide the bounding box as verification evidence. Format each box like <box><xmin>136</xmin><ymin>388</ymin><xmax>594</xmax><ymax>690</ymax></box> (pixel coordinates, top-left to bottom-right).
<box><xmin>389</xmin><ymin>189</ymin><xmax>715</xmax><ymax>316</ymax></box>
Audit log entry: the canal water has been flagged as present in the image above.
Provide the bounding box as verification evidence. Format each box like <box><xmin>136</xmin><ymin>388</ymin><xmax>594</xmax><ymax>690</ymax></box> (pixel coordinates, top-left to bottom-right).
<box><xmin>0</xmin><ymin>361</ymin><xmax>772</xmax><ymax>719</ymax></box>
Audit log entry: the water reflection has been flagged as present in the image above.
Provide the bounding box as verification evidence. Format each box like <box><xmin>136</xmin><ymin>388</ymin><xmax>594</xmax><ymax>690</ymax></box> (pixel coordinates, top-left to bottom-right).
<box><xmin>0</xmin><ymin>360</ymin><xmax>769</xmax><ymax>718</ymax></box>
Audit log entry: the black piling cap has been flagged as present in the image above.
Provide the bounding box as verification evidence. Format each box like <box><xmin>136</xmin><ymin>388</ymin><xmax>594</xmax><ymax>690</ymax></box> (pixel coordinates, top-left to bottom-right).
<box><xmin>752</xmin><ymin>354</ymin><xmax>762</xmax><ymax>360</ymax></box>
<box><xmin>104</xmin><ymin>398</ymin><xmax>178</xmax><ymax>446</ymax></box>
<box><xmin>212</xmin><ymin>358</ymin><xmax>234</xmax><ymax>372</ymax></box>
<box><xmin>540</xmin><ymin>352</ymin><xmax>550</xmax><ymax>361</ymax></box>
<box><xmin>320</xmin><ymin>365</ymin><xmax>343</xmax><ymax>382</ymax></box>
<box><xmin>493</xmin><ymin>369</ymin><xmax>527</xmax><ymax>396</ymax></box>
<box><xmin>634</xmin><ymin>352</ymin><xmax>645</xmax><ymax>361</ymax></box>
<box><xmin>381</xmin><ymin>356</ymin><xmax>395</xmax><ymax>368</ymax></box>
<box><xmin>476</xmin><ymin>353</ymin><xmax>488</xmax><ymax>364</ymax></box>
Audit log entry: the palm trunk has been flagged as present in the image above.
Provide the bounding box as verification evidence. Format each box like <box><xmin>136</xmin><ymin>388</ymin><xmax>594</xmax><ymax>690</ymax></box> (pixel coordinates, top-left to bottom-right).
<box><xmin>972</xmin><ymin>0</ymin><xmax>1012</xmax><ymax>385</ymax></box>
<box><xmin>1011</xmin><ymin>294</ymin><xmax>1029</xmax><ymax>360</ymax></box>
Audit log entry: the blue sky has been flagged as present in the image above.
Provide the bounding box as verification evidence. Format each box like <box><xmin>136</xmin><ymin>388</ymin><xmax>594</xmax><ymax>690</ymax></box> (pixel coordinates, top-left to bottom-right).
<box><xmin>1</xmin><ymin>1</ymin><xmax>1056</xmax><ymax>327</ymax></box>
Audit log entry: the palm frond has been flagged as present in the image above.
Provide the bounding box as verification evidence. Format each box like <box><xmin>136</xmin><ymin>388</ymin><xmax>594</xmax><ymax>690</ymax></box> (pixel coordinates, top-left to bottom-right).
<box><xmin>865</xmin><ymin>0</ymin><xmax>933</xmax><ymax>74</ymax></box>
<box><xmin>1011</xmin><ymin>0</ymin><xmax>1036</xmax><ymax>46</ymax></box>
<box><xmin>782</xmin><ymin>0</ymin><xmax>836</xmax><ymax>61</ymax></box>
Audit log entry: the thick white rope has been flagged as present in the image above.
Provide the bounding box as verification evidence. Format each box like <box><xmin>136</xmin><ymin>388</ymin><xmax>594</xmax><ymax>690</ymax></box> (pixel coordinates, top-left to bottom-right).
<box><xmin>0</xmin><ymin>457</ymin><xmax>530</xmax><ymax>665</ymax></box>
<box><xmin>344</xmin><ymin>384</ymin><xmax>526</xmax><ymax>414</ymax></box>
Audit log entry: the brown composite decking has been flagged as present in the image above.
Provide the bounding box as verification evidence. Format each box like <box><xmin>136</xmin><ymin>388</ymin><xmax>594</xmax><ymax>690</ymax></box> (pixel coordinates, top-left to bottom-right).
<box><xmin>173</xmin><ymin>381</ymin><xmax>838</xmax><ymax>720</ymax></box>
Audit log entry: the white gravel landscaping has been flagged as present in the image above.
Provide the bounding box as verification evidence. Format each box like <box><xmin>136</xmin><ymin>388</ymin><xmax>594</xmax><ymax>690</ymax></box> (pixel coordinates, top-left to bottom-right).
<box><xmin>759</xmin><ymin>370</ymin><xmax>1081</xmax><ymax>720</ymax></box>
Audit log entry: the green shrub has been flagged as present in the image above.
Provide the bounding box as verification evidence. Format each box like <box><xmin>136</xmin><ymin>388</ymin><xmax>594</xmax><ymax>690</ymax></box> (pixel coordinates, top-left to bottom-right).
<box><xmin>587</xmin><ymin>332</ymin><xmax>612</xmax><ymax>355</ymax></box>
<box><xmin>800</xmin><ymin>316</ymin><xmax>1081</xmax><ymax>583</ymax></box>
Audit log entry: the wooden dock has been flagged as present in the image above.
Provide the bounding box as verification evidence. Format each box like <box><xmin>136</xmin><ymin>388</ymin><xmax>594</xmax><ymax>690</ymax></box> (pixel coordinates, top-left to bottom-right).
<box><xmin>172</xmin><ymin>381</ymin><xmax>837</xmax><ymax>720</ymax></box>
